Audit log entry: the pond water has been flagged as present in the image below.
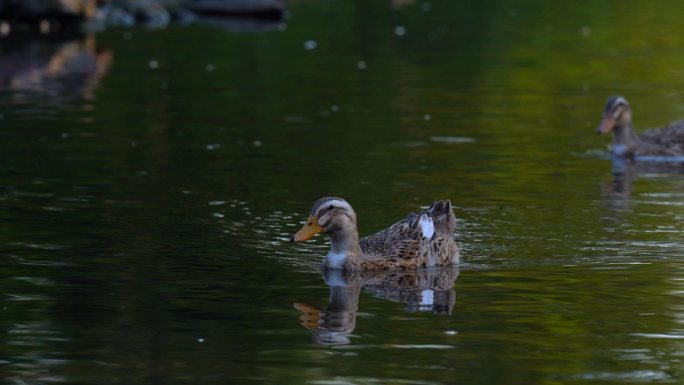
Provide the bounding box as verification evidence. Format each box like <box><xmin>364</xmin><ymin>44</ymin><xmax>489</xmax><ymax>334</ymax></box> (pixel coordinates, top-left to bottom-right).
<box><xmin>2</xmin><ymin>1</ymin><xmax>684</xmax><ymax>384</ymax></box>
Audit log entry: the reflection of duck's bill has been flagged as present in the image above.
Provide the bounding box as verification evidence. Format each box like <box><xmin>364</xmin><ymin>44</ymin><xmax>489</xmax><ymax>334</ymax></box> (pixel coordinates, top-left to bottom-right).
<box><xmin>292</xmin><ymin>302</ymin><xmax>320</xmax><ymax>330</ymax></box>
<box><xmin>290</xmin><ymin>215</ymin><xmax>322</xmax><ymax>242</ymax></box>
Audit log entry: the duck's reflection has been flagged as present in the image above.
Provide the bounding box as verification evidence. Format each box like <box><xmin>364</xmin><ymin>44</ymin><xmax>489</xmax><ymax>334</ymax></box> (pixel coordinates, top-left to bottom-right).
<box><xmin>600</xmin><ymin>156</ymin><xmax>684</xmax><ymax>218</ymax></box>
<box><xmin>0</xmin><ymin>33</ymin><xmax>112</xmax><ymax>105</ymax></box>
<box><xmin>603</xmin><ymin>156</ymin><xmax>684</xmax><ymax>197</ymax></box>
<box><xmin>600</xmin><ymin>158</ymin><xmax>636</xmax><ymax>202</ymax></box>
<box><xmin>293</xmin><ymin>267</ymin><xmax>459</xmax><ymax>345</ymax></box>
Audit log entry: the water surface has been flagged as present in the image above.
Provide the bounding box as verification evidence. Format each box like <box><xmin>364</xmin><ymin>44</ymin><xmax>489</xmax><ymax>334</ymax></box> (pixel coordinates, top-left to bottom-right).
<box><xmin>2</xmin><ymin>1</ymin><xmax>684</xmax><ymax>384</ymax></box>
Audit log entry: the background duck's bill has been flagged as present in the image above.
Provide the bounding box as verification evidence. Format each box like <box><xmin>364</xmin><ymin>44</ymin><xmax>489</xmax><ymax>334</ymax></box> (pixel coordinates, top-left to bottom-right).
<box><xmin>597</xmin><ymin>117</ymin><xmax>614</xmax><ymax>134</ymax></box>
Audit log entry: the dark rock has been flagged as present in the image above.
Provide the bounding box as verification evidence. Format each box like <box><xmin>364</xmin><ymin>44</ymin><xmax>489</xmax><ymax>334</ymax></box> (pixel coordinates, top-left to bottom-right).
<box><xmin>0</xmin><ymin>0</ymin><xmax>96</xmax><ymax>21</ymax></box>
<box><xmin>184</xmin><ymin>0</ymin><xmax>286</xmax><ymax>20</ymax></box>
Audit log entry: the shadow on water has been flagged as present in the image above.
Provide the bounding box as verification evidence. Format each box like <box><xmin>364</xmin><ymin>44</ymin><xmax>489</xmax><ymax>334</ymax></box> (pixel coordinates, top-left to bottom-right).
<box><xmin>293</xmin><ymin>267</ymin><xmax>459</xmax><ymax>346</ymax></box>
<box><xmin>0</xmin><ymin>33</ymin><xmax>112</xmax><ymax>108</ymax></box>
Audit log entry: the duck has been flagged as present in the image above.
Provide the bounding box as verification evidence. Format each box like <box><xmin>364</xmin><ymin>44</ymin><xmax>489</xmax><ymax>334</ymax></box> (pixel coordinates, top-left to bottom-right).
<box><xmin>290</xmin><ymin>197</ymin><xmax>459</xmax><ymax>270</ymax></box>
<box><xmin>596</xmin><ymin>96</ymin><xmax>684</xmax><ymax>159</ymax></box>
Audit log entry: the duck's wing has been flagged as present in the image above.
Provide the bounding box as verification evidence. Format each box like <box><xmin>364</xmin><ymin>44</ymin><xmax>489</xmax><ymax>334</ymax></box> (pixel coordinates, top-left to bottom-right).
<box><xmin>359</xmin><ymin>200</ymin><xmax>457</xmax><ymax>268</ymax></box>
<box><xmin>639</xmin><ymin>120</ymin><xmax>684</xmax><ymax>155</ymax></box>
<box><xmin>358</xmin><ymin>213</ymin><xmax>427</xmax><ymax>261</ymax></box>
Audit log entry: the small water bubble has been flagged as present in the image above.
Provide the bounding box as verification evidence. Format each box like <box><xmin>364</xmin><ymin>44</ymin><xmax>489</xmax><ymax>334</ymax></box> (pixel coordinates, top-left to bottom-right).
<box><xmin>331</xmin><ymin>105</ymin><xmax>340</xmax><ymax>112</ymax></box>
<box><xmin>39</xmin><ymin>20</ymin><xmax>50</xmax><ymax>34</ymax></box>
<box><xmin>424</xmin><ymin>114</ymin><xmax>431</xmax><ymax>121</ymax></box>
<box><xmin>123</xmin><ymin>31</ymin><xmax>133</xmax><ymax>40</ymax></box>
<box><xmin>303</xmin><ymin>40</ymin><xmax>317</xmax><ymax>50</ymax></box>
<box><xmin>197</xmin><ymin>338</ymin><xmax>205</xmax><ymax>343</ymax></box>
<box><xmin>206</xmin><ymin>144</ymin><xmax>221</xmax><ymax>150</ymax></box>
<box><xmin>580</xmin><ymin>26</ymin><xmax>591</xmax><ymax>36</ymax></box>
<box><xmin>131</xmin><ymin>141</ymin><xmax>137</xmax><ymax>147</ymax></box>
<box><xmin>357</xmin><ymin>60</ymin><xmax>367</xmax><ymax>70</ymax></box>
<box><xmin>212</xmin><ymin>213</ymin><xmax>224</xmax><ymax>218</ymax></box>
<box><xmin>420</xmin><ymin>2</ymin><xmax>432</xmax><ymax>12</ymax></box>
<box><xmin>149</xmin><ymin>60</ymin><xmax>159</xmax><ymax>69</ymax></box>
<box><xmin>253</xmin><ymin>140</ymin><xmax>263</xmax><ymax>147</ymax></box>
<box><xmin>61</xmin><ymin>133</ymin><xmax>68</xmax><ymax>139</ymax></box>
<box><xmin>394</xmin><ymin>25</ymin><xmax>407</xmax><ymax>37</ymax></box>
<box><xmin>205</xmin><ymin>64</ymin><xmax>215</xmax><ymax>72</ymax></box>
<box><xmin>444</xmin><ymin>330</ymin><xmax>458</xmax><ymax>336</ymax></box>
<box><xmin>0</xmin><ymin>22</ymin><xmax>10</xmax><ymax>37</ymax></box>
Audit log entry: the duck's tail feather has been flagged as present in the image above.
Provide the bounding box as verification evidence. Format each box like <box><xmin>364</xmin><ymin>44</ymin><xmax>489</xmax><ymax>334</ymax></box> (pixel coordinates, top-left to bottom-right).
<box><xmin>428</xmin><ymin>199</ymin><xmax>456</xmax><ymax>235</ymax></box>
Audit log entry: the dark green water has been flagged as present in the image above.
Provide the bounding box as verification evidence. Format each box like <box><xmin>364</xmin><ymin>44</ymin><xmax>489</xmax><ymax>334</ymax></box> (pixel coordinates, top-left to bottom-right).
<box><xmin>2</xmin><ymin>1</ymin><xmax>684</xmax><ymax>384</ymax></box>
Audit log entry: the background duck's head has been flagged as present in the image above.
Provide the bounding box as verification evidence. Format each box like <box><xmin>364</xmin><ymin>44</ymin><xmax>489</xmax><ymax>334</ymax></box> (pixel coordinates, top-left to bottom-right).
<box><xmin>597</xmin><ymin>95</ymin><xmax>632</xmax><ymax>135</ymax></box>
<box><xmin>290</xmin><ymin>197</ymin><xmax>358</xmax><ymax>242</ymax></box>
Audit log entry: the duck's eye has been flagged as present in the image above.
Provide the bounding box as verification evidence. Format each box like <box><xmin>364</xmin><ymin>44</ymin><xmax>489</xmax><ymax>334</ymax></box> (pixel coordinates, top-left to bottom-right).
<box><xmin>308</xmin><ymin>222</ymin><xmax>313</xmax><ymax>226</ymax></box>
<box><xmin>327</xmin><ymin>205</ymin><xmax>335</xmax><ymax>210</ymax></box>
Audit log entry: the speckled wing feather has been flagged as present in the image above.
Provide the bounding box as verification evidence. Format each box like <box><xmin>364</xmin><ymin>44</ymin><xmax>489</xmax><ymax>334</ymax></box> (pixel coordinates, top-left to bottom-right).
<box><xmin>358</xmin><ymin>200</ymin><xmax>458</xmax><ymax>269</ymax></box>
<box><xmin>638</xmin><ymin>120</ymin><xmax>684</xmax><ymax>156</ymax></box>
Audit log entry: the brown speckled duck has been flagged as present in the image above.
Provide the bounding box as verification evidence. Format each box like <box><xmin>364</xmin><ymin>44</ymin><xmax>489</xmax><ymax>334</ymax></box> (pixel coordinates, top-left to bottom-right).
<box><xmin>597</xmin><ymin>96</ymin><xmax>684</xmax><ymax>159</ymax></box>
<box><xmin>290</xmin><ymin>197</ymin><xmax>459</xmax><ymax>270</ymax></box>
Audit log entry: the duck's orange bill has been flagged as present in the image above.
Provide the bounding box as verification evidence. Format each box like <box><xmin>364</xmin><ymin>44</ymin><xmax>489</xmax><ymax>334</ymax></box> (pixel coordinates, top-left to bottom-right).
<box><xmin>291</xmin><ymin>216</ymin><xmax>322</xmax><ymax>242</ymax></box>
<box><xmin>596</xmin><ymin>116</ymin><xmax>615</xmax><ymax>134</ymax></box>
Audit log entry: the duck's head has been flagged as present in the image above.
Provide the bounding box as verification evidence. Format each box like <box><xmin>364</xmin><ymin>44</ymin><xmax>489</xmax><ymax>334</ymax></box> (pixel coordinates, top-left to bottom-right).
<box><xmin>597</xmin><ymin>96</ymin><xmax>632</xmax><ymax>135</ymax></box>
<box><xmin>290</xmin><ymin>197</ymin><xmax>357</xmax><ymax>242</ymax></box>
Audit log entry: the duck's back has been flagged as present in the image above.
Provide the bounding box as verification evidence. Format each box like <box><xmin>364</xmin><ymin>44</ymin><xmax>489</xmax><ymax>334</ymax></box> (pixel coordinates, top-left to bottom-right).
<box><xmin>358</xmin><ymin>200</ymin><xmax>458</xmax><ymax>269</ymax></box>
<box><xmin>638</xmin><ymin>120</ymin><xmax>684</xmax><ymax>156</ymax></box>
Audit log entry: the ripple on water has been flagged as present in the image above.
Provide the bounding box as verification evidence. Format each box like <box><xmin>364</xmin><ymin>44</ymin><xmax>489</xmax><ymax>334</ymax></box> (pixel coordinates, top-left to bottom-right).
<box><xmin>630</xmin><ymin>333</ymin><xmax>684</xmax><ymax>339</ymax></box>
<box><xmin>635</xmin><ymin>199</ymin><xmax>684</xmax><ymax>207</ymax></box>
<box><xmin>7</xmin><ymin>294</ymin><xmax>50</xmax><ymax>302</ymax></box>
<box><xmin>334</xmin><ymin>344</ymin><xmax>455</xmax><ymax>350</ymax></box>
<box><xmin>310</xmin><ymin>379</ymin><xmax>444</xmax><ymax>385</ymax></box>
<box><xmin>429</xmin><ymin>136</ymin><xmax>475</xmax><ymax>144</ymax></box>
<box><xmin>233</xmin><ymin>208</ymin><xmax>324</xmax><ymax>272</ymax></box>
<box><xmin>10</xmin><ymin>255</ymin><xmax>77</xmax><ymax>267</ymax></box>
<box><xmin>15</xmin><ymin>242</ymin><xmax>68</xmax><ymax>251</ymax></box>
<box><xmin>12</xmin><ymin>277</ymin><xmax>54</xmax><ymax>286</ymax></box>
<box><xmin>570</xmin><ymin>370</ymin><xmax>671</xmax><ymax>382</ymax></box>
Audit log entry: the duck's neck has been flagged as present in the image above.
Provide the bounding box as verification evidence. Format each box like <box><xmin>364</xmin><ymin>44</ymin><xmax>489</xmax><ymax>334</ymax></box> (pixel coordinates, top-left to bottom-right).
<box><xmin>324</xmin><ymin>228</ymin><xmax>362</xmax><ymax>269</ymax></box>
<box><xmin>613</xmin><ymin>123</ymin><xmax>640</xmax><ymax>156</ymax></box>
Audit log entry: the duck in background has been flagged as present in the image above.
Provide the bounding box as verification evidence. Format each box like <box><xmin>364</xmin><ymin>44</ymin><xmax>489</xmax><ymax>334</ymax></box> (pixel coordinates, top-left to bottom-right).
<box><xmin>597</xmin><ymin>96</ymin><xmax>684</xmax><ymax>160</ymax></box>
